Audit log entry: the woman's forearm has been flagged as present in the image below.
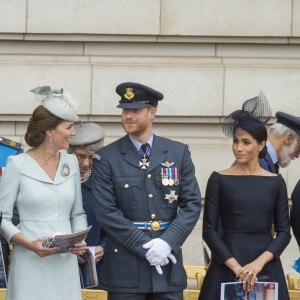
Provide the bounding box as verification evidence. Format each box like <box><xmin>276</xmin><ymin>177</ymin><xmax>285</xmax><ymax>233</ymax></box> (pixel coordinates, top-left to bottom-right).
<box><xmin>224</xmin><ymin>257</ymin><xmax>242</xmax><ymax>276</ymax></box>
<box><xmin>10</xmin><ymin>233</ymin><xmax>35</xmax><ymax>251</ymax></box>
<box><xmin>11</xmin><ymin>233</ymin><xmax>61</xmax><ymax>257</ymax></box>
<box><xmin>253</xmin><ymin>251</ymin><xmax>274</xmax><ymax>269</ymax></box>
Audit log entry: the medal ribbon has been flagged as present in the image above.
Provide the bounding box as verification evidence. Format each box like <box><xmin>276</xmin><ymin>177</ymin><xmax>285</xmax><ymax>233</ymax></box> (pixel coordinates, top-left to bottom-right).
<box><xmin>262</xmin><ymin>158</ymin><xmax>271</xmax><ymax>172</ymax></box>
<box><xmin>167</xmin><ymin>168</ymin><xmax>173</xmax><ymax>180</ymax></box>
<box><xmin>164</xmin><ymin>168</ymin><xmax>167</xmax><ymax>178</ymax></box>
<box><xmin>139</xmin><ymin>144</ymin><xmax>151</xmax><ymax>158</ymax></box>
<box><xmin>174</xmin><ymin>168</ymin><xmax>178</xmax><ymax>181</ymax></box>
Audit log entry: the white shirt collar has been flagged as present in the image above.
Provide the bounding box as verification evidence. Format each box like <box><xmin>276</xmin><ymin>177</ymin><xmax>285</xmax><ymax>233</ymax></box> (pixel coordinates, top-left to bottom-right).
<box><xmin>129</xmin><ymin>134</ymin><xmax>153</xmax><ymax>152</ymax></box>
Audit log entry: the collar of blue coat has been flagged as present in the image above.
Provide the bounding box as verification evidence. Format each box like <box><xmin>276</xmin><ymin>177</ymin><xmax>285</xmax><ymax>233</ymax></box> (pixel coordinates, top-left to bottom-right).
<box><xmin>19</xmin><ymin>152</ymin><xmax>78</xmax><ymax>184</ymax></box>
<box><xmin>129</xmin><ymin>134</ymin><xmax>153</xmax><ymax>152</ymax></box>
<box><xmin>120</xmin><ymin>134</ymin><xmax>168</xmax><ymax>173</ymax></box>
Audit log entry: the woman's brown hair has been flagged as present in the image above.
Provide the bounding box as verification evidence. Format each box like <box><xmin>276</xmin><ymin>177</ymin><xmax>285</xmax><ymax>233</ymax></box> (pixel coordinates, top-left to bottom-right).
<box><xmin>25</xmin><ymin>105</ymin><xmax>64</xmax><ymax>147</ymax></box>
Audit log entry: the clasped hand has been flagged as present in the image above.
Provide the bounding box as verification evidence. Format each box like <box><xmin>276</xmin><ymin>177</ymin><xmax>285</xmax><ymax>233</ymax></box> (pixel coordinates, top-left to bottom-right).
<box><xmin>143</xmin><ymin>238</ymin><xmax>177</xmax><ymax>275</ymax></box>
<box><xmin>236</xmin><ymin>261</ymin><xmax>263</xmax><ymax>299</ymax></box>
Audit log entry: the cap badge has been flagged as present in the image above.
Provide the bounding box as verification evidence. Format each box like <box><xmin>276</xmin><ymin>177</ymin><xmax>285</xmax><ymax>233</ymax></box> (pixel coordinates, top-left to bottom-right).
<box><xmin>61</xmin><ymin>163</ymin><xmax>70</xmax><ymax>177</ymax></box>
<box><xmin>165</xmin><ymin>190</ymin><xmax>178</xmax><ymax>204</ymax></box>
<box><xmin>124</xmin><ymin>88</ymin><xmax>135</xmax><ymax>100</ymax></box>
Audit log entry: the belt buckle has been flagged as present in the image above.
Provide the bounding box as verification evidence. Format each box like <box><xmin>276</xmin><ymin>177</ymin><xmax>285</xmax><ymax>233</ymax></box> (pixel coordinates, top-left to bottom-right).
<box><xmin>150</xmin><ymin>221</ymin><xmax>161</xmax><ymax>231</ymax></box>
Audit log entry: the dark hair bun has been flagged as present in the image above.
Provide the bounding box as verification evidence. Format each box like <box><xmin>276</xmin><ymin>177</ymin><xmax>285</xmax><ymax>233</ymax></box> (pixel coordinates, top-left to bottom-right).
<box><xmin>25</xmin><ymin>105</ymin><xmax>63</xmax><ymax>147</ymax></box>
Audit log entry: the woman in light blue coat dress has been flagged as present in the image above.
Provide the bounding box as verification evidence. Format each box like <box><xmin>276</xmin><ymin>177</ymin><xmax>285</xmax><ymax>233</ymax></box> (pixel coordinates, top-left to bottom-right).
<box><xmin>0</xmin><ymin>86</ymin><xmax>88</xmax><ymax>300</ymax></box>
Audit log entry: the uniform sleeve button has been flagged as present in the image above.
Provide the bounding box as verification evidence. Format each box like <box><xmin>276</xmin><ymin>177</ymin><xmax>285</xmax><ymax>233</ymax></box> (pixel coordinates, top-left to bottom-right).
<box><xmin>114</xmin><ymin>249</ymin><xmax>118</xmax><ymax>253</ymax></box>
<box><xmin>147</xmin><ymin>174</ymin><xmax>152</xmax><ymax>179</ymax></box>
<box><xmin>124</xmin><ymin>184</ymin><xmax>129</xmax><ymax>189</ymax></box>
<box><xmin>148</xmin><ymin>194</ymin><xmax>153</xmax><ymax>199</ymax></box>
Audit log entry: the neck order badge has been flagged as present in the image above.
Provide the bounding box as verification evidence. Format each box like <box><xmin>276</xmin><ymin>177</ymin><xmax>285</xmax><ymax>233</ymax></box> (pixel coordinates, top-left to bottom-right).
<box><xmin>139</xmin><ymin>143</ymin><xmax>150</xmax><ymax>169</ymax></box>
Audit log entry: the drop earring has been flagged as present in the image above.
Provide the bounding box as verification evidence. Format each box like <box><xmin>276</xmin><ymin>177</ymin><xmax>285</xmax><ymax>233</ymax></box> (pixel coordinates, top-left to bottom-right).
<box><xmin>49</xmin><ymin>135</ymin><xmax>53</xmax><ymax>143</ymax></box>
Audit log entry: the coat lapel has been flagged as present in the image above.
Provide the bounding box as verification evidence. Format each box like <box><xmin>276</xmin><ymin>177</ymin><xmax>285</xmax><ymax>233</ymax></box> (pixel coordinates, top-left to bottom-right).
<box><xmin>120</xmin><ymin>135</ymin><xmax>142</xmax><ymax>169</ymax></box>
<box><xmin>146</xmin><ymin>135</ymin><xmax>168</xmax><ymax>174</ymax></box>
<box><xmin>120</xmin><ymin>134</ymin><xmax>168</xmax><ymax>172</ymax></box>
<box><xmin>21</xmin><ymin>152</ymin><xmax>76</xmax><ymax>184</ymax></box>
<box><xmin>264</xmin><ymin>152</ymin><xmax>276</xmax><ymax>174</ymax></box>
<box><xmin>21</xmin><ymin>153</ymin><xmax>54</xmax><ymax>184</ymax></box>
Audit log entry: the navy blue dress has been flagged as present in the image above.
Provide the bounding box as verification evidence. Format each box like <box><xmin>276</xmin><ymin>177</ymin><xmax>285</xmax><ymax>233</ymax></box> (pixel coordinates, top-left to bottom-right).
<box><xmin>80</xmin><ymin>175</ymin><xmax>107</xmax><ymax>289</ymax></box>
<box><xmin>199</xmin><ymin>172</ymin><xmax>291</xmax><ymax>300</ymax></box>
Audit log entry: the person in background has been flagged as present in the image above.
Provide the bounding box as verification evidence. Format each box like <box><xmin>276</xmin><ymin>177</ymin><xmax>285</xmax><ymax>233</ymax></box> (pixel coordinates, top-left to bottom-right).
<box><xmin>92</xmin><ymin>82</ymin><xmax>201</xmax><ymax>300</ymax></box>
<box><xmin>267</xmin><ymin>113</ymin><xmax>300</xmax><ymax>241</ymax></box>
<box><xmin>291</xmin><ymin>180</ymin><xmax>300</xmax><ymax>248</ymax></box>
<box><xmin>68</xmin><ymin>122</ymin><xmax>107</xmax><ymax>288</ymax></box>
<box><xmin>199</xmin><ymin>93</ymin><xmax>290</xmax><ymax>300</ymax></box>
<box><xmin>0</xmin><ymin>86</ymin><xmax>87</xmax><ymax>300</ymax></box>
<box><xmin>0</xmin><ymin>137</ymin><xmax>23</xmax><ymax>275</ymax></box>
<box><xmin>260</xmin><ymin>112</ymin><xmax>300</xmax><ymax>173</ymax></box>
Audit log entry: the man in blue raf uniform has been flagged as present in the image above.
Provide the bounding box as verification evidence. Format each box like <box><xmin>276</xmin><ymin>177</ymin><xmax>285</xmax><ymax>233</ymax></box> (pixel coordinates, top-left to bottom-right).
<box><xmin>92</xmin><ymin>82</ymin><xmax>201</xmax><ymax>300</ymax></box>
<box><xmin>273</xmin><ymin>113</ymin><xmax>300</xmax><ymax>247</ymax></box>
<box><xmin>0</xmin><ymin>137</ymin><xmax>22</xmax><ymax>275</ymax></box>
<box><xmin>259</xmin><ymin>112</ymin><xmax>300</xmax><ymax>174</ymax></box>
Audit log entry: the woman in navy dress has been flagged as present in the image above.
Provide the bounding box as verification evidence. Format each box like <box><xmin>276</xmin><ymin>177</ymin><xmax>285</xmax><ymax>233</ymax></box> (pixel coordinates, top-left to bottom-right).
<box><xmin>199</xmin><ymin>92</ymin><xmax>291</xmax><ymax>300</ymax></box>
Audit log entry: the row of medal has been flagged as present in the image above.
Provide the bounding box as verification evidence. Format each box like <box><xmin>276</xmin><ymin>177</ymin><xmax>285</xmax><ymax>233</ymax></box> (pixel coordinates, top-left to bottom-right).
<box><xmin>161</xmin><ymin>168</ymin><xmax>179</xmax><ymax>186</ymax></box>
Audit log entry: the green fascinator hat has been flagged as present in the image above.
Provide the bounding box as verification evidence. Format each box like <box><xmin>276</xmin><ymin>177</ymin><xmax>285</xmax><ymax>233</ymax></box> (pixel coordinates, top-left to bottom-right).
<box><xmin>31</xmin><ymin>86</ymin><xmax>79</xmax><ymax>121</ymax></box>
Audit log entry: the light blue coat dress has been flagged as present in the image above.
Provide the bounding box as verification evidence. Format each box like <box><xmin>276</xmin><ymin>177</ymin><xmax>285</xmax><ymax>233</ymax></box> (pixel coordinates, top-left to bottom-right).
<box><xmin>0</xmin><ymin>152</ymin><xmax>87</xmax><ymax>300</ymax></box>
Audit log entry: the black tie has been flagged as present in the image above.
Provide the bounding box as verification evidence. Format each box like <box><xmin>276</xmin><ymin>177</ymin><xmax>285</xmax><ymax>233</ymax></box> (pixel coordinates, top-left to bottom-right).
<box><xmin>140</xmin><ymin>143</ymin><xmax>150</xmax><ymax>160</ymax></box>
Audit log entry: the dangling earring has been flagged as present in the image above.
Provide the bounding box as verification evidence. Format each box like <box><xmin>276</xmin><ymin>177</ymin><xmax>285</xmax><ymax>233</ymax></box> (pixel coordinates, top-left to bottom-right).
<box><xmin>49</xmin><ymin>135</ymin><xmax>53</xmax><ymax>143</ymax></box>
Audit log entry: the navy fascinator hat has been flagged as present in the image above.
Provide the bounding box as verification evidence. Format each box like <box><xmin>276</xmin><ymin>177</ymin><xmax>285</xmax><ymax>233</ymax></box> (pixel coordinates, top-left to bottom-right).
<box><xmin>222</xmin><ymin>91</ymin><xmax>272</xmax><ymax>137</ymax></box>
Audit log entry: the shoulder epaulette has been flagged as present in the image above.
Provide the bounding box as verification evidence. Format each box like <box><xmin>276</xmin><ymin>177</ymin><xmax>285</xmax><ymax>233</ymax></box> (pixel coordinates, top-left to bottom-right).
<box><xmin>0</xmin><ymin>137</ymin><xmax>22</xmax><ymax>150</ymax></box>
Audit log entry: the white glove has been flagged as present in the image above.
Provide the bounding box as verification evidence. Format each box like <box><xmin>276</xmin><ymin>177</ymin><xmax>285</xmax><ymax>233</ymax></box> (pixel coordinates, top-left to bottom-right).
<box><xmin>143</xmin><ymin>238</ymin><xmax>177</xmax><ymax>266</ymax></box>
<box><xmin>153</xmin><ymin>258</ymin><xmax>171</xmax><ymax>275</ymax></box>
<box><xmin>154</xmin><ymin>264</ymin><xmax>163</xmax><ymax>275</ymax></box>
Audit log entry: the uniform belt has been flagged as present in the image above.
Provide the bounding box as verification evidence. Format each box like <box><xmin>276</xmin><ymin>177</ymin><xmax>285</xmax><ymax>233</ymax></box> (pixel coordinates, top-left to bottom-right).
<box><xmin>133</xmin><ymin>221</ymin><xmax>171</xmax><ymax>231</ymax></box>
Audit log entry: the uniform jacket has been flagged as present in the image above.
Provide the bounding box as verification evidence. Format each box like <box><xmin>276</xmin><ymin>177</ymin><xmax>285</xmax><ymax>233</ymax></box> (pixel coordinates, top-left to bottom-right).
<box><xmin>259</xmin><ymin>152</ymin><xmax>277</xmax><ymax>173</ymax></box>
<box><xmin>290</xmin><ymin>180</ymin><xmax>300</xmax><ymax>247</ymax></box>
<box><xmin>92</xmin><ymin>134</ymin><xmax>201</xmax><ymax>293</ymax></box>
<box><xmin>82</xmin><ymin>176</ymin><xmax>107</xmax><ymax>249</ymax></box>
